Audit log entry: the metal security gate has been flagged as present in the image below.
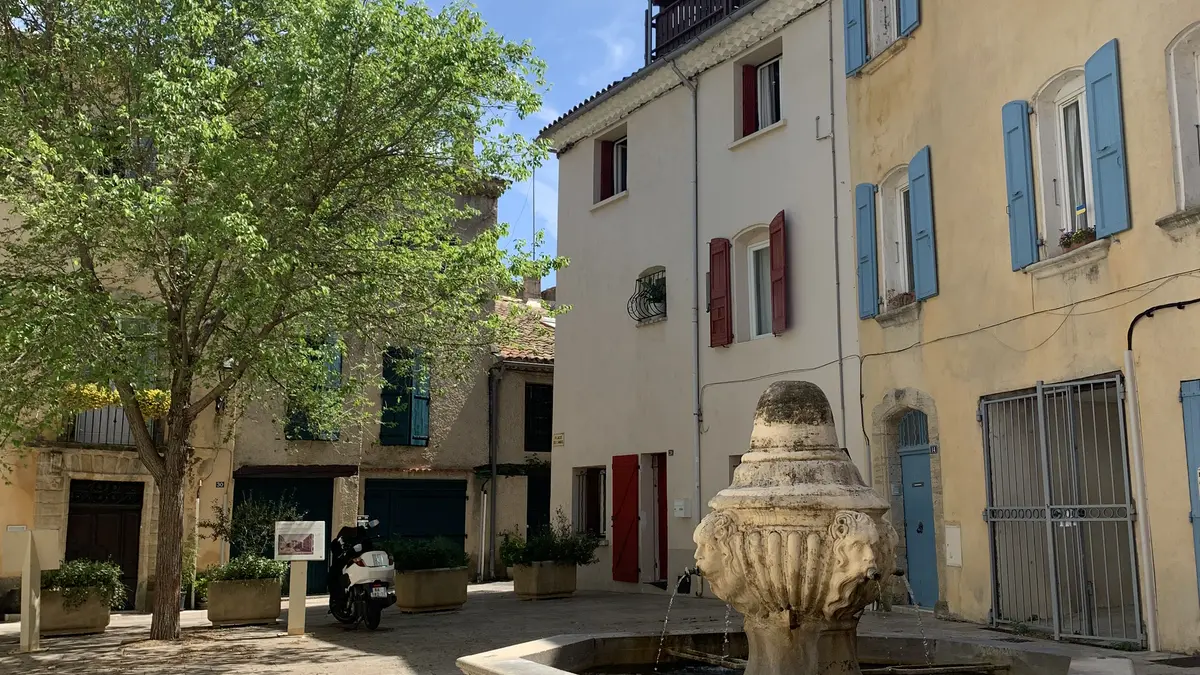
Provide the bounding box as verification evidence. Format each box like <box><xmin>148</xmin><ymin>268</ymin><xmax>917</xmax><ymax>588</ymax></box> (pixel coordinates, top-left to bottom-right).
<box><xmin>981</xmin><ymin>376</ymin><xmax>1143</xmax><ymax>646</ymax></box>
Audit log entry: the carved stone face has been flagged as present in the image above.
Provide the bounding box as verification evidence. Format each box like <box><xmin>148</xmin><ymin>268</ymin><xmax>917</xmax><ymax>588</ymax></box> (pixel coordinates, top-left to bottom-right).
<box><xmin>825</xmin><ymin>511</ymin><xmax>893</xmax><ymax>620</ymax></box>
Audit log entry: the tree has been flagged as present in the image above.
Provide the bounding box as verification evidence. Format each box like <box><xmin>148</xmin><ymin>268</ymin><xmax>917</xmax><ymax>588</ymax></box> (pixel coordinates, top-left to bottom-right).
<box><xmin>0</xmin><ymin>0</ymin><xmax>557</xmax><ymax>639</ymax></box>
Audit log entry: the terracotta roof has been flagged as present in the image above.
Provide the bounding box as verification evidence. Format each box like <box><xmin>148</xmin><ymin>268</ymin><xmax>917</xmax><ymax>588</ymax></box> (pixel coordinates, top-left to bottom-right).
<box><xmin>537</xmin><ymin>72</ymin><xmax>641</xmax><ymax>140</ymax></box>
<box><xmin>497</xmin><ymin>297</ymin><xmax>554</xmax><ymax>364</ymax></box>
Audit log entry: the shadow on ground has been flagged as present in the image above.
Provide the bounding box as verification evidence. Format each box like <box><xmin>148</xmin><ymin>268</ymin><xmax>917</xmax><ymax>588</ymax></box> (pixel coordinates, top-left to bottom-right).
<box><xmin>0</xmin><ymin>584</ymin><xmax>730</xmax><ymax>674</ymax></box>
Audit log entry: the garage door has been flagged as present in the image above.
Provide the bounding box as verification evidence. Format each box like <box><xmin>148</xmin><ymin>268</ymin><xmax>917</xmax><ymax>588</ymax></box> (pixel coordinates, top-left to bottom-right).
<box><xmin>363</xmin><ymin>479</ymin><xmax>467</xmax><ymax>546</ymax></box>
<box><xmin>232</xmin><ymin>476</ymin><xmax>334</xmax><ymax>595</ymax></box>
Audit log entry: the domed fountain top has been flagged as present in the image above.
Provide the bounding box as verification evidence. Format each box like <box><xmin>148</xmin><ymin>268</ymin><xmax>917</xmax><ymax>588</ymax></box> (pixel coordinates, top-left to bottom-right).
<box><xmin>694</xmin><ymin>381</ymin><xmax>897</xmax><ymax>675</ymax></box>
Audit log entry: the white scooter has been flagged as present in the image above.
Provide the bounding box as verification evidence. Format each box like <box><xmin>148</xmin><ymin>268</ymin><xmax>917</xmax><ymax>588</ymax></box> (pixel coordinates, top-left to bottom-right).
<box><xmin>327</xmin><ymin>515</ymin><xmax>395</xmax><ymax>629</ymax></box>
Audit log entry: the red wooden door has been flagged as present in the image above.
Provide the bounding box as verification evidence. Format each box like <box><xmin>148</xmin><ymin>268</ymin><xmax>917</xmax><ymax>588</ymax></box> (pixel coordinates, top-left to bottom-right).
<box><xmin>611</xmin><ymin>454</ymin><xmax>640</xmax><ymax>583</ymax></box>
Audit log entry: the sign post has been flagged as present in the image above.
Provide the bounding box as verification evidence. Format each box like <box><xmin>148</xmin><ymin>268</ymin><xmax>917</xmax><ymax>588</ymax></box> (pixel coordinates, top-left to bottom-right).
<box><xmin>1</xmin><ymin>528</ymin><xmax>61</xmax><ymax>653</ymax></box>
<box><xmin>274</xmin><ymin>521</ymin><xmax>325</xmax><ymax>637</ymax></box>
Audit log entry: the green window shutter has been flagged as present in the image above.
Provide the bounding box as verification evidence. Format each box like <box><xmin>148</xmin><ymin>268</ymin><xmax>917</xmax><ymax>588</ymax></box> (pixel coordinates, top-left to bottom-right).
<box><xmin>409</xmin><ymin>350</ymin><xmax>430</xmax><ymax>447</ymax></box>
<box><xmin>380</xmin><ymin>347</ymin><xmax>412</xmax><ymax>446</ymax></box>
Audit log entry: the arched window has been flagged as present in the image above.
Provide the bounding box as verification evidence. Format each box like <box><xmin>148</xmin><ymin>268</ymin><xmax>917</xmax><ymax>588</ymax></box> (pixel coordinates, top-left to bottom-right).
<box><xmin>1168</xmin><ymin>22</ymin><xmax>1200</xmax><ymax>211</ymax></box>
<box><xmin>1033</xmin><ymin>67</ymin><xmax>1094</xmax><ymax>256</ymax></box>
<box><xmin>877</xmin><ymin>165</ymin><xmax>914</xmax><ymax>312</ymax></box>
<box><xmin>732</xmin><ymin>225</ymin><xmax>771</xmax><ymax>341</ymax></box>
<box><xmin>628</xmin><ymin>266</ymin><xmax>666</xmax><ymax>324</ymax></box>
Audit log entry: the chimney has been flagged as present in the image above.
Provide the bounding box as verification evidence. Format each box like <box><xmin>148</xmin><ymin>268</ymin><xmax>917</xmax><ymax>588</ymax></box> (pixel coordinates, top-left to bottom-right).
<box><xmin>523</xmin><ymin>276</ymin><xmax>542</xmax><ymax>302</ymax></box>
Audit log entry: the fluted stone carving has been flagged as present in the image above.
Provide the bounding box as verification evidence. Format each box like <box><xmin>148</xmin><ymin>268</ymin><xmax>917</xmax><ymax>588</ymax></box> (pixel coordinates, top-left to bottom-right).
<box><xmin>693</xmin><ymin>381</ymin><xmax>897</xmax><ymax>675</ymax></box>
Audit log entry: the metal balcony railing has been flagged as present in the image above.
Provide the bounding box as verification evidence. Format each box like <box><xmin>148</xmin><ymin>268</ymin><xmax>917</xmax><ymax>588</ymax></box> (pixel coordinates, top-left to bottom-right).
<box><xmin>62</xmin><ymin>405</ymin><xmax>156</xmax><ymax>447</ymax></box>
<box><xmin>649</xmin><ymin>0</ymin><xmax>743</xmax><ymax>62</ymax></box>
<box><xmin>628</xmin><ymin>270</ymin><xmax>667</xmax><ymax>323</ymax></box>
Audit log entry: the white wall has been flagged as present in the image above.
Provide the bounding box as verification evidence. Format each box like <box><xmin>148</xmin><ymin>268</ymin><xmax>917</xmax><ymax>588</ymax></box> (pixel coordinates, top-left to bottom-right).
<box><xmin>550</xmin><ymin>0</ymin><xmax>861</xmax><ymax>593</ymax></box>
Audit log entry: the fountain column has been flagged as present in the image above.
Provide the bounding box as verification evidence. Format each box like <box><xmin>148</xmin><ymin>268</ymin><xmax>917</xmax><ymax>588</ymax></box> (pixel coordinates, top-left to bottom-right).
<box><xmin>693</xmin><ymin>381</ymin><xmax>897</xmax><ymax>675</ymax></box>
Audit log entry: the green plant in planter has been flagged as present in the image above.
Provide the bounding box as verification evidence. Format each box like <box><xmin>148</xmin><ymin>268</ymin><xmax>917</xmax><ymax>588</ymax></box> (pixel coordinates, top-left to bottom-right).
<box><xmin>643</xmin><ymin>277</ymin><xmax>666</xmax><ymax>304</ymax></box>
<box><xmin>382</xmin><ymin>538</ymin><xmax>469</xmax><ymax>572</ymax></box>
<box><xmin>1058</xmin><ymin>227</ymin><xmax>1097</xmax><ymax>250</ymax></box>
<box><xmin>499</xmin><ymin>508</ymin><xmax>602</xmax><ymax>567</ymax></box>
<box><xmin>42</xmin><ymin>559</ymin><xmax>127</xmax><ymax>610</ymax></box>
<box><xmin>194</xmin><ymin>568</ymin><xmax>213</xmax><ymax>602</ymax></box>
<box><xmin>208</xmin><ymin>555</ymin><xmax>288</xmax><ymax>582</ymax></box>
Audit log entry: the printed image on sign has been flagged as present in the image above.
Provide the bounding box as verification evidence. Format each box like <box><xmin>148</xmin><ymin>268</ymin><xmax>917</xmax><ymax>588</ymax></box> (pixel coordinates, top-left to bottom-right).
<box><xmin>274</xmin><ymin>521</ymin><xmax>326</xmax><ymax>561</ymax></box>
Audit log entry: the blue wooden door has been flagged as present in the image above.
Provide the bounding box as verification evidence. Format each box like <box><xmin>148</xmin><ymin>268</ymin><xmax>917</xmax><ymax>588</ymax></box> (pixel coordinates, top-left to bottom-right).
<box><xmin>901</xmin><ymin>451</ymin><xmax>938</xmax><ymax>607</ymax></box>
<box><xmin>1180</xmin><ymin>380</ymin><xmax>1200</xmax><ymax>599</ymax></box>
<box><xmin>898</xmin><ymin>409</ymin><xmax>938</xmax><ymax>608</ymax></box>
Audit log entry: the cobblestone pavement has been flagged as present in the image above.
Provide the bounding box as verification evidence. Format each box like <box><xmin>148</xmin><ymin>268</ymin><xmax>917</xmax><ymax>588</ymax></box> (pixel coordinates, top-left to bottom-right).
<box><xmin>0</xmin><ymin>584</ymin><xmax>1183</xmax><ymax>674</ymax></box>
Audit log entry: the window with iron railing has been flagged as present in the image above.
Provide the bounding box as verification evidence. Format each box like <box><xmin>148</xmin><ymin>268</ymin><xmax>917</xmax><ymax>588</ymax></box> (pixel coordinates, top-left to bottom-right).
<box><xmin>63</xmin><ymin>406</ymin><xmax>158</xmax><ymax>447</ymax></box>
<box><xmin>649</xmin><ymin>0</ymin><xmax>743</xmax><ymax>62</ymax></box>
<box><xmin>627</xmin><ymin>268</ymin><xmax>667</xmax><ymax>324</ymax></box>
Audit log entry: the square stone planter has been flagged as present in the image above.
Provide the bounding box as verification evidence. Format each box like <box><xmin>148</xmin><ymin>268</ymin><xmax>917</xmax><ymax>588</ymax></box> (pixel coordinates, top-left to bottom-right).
<box><xmin>40</xmin><ymin>589</ymin><xmax>111</xmax><ymax>636</ymax></box>
<box><xmin>512</xmin><ymin>562</ymin><xmax>576</xmax><ymax>600</ymax></box>
<box><xmin>206</xmin><ymin>579</ymin><xmax>282</xmax><ymax>627</ymax></box>
<box><xmin>395</xmin><ymin>567</ymin><xmax>468</xmax><ymax>613</ymax></box>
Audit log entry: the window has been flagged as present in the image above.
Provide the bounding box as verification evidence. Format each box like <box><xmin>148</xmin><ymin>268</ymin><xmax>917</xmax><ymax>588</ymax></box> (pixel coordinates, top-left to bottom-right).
<box><xmin>866</xmin><ymin>0</ymin><xmax>899</xmax><ymax>58</ymax></box>
<box><xmin>573</xmin><ymin>467</ymin><xmax>606</xmax><ymax>537</ymax></box>
<box><xmin>1034</xmin><ymin>71</ymin><xmax>1095</xmax><ymax>255</ymax></box>
<box><xmin>380</xmin><ymin>347</ymin><xmax>431</xmax><ymax>447</ymax></box>
<box><xmin>878</xmin><ymin>167</ymin><xmax>915</xmax><ymax>312</ymax></box>
<box><xmin>748</xmin><ymin>241</ymin><xmax>772</xmax><ymax>339</ymax></box>
<box><xmin>756</xmin><ymin>58</ymin><xmax>782</xmax><ymax>130</ymax></box>
<box><xmin>524</xmin><ymin>383</ymin><xmax>553</xmax><ymax>452</ymax></box>
<box><xmin>628</xmin><ymin>267</ymin><xmax>667</xmax><ymax>324</ymax></box>
<box><xmin>595</xmin><ymin>126</ymin><xmax>629</xmax><ymax>203</ymax></box>
<box><xmin>1168</xmin><ymin>22</ymin><xmax>1200</xmax><ymax>211</ymax></box>
<box><xmin>613</xmin><ymin>137</ymin><xmax>628</xmax><ymax>195</ymax></box>
<box><xmin>285</xmin><ymin>337</ymin><xmax>343</xmax><ymax>442</ymax></box>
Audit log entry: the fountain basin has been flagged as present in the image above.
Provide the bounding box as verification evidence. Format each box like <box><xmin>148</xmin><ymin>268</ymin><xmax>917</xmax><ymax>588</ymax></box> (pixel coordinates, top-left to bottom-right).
<box><xmin>457</xmin><ymin>629</ymin><xmax>1117</xmax><ymax>675</ymax></box>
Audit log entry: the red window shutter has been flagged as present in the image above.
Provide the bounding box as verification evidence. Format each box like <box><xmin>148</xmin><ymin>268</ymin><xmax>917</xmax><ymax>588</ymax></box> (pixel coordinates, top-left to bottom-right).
<box><xmin>611</xmin><ymin>454</ymin><xmax>640</xmax><ymax>584</ymax></box>
<box><xmin>769</xmin><ymin>210</ymin><xmax>788</xmax><ymax>335</ymax></box>
<box><xmin>708</xmin><ymin>238</ymin><xmax>732</xmax><ymax>347</ymax></box>
<box><xmin>742</xmin><ymin>64</ymin><xmax>759</xmax><ymax>137</ymax></box>
<box><xmin>599</xmin><ymin>141</ymin><xmax>615</xmax><ymax>201</ymax></box>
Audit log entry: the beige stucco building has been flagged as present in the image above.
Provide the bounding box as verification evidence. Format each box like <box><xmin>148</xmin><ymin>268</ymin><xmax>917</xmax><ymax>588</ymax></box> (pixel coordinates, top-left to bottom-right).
<box><xmin>540</xmin><ymin>0</ymin><xmax>864</xmax><ymax>594</ymax></box>
<box><xmin>847</xmin><ymin>0</ymin><xmax>1200</xmax><ymax>654</ymax></box>
<box><xmin>1</xmin><ymin>188</ymin><xmax>556</xmax><ymax>610</ymax></box>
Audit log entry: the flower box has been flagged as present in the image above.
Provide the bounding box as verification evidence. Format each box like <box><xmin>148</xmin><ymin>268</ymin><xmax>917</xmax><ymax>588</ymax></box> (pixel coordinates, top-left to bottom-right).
<box><xmin>512</xmin><ymin>562</ymin><xmax>577</xmax><ymax>600</ymax></box>
<box><xmin>40</xmin><ymin>589</ymin><xmax>111</xmax><ymax>636</ymax></box>
<box><xmin>206</xmin><ymin>578</ymin><xmax>281</xmax><ymax>627</ymax></box>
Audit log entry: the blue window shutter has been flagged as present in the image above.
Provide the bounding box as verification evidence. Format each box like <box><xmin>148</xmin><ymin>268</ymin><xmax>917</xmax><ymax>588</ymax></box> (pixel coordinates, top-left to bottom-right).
<box><xmin>409</xmin><ymin>350</ymin><xmax>431</xmax><ymax>447</ymax></box>
<box><xmin>844</xmin><ymin>0</ymin><xmax>867</xmax><ymax>76</ymax></box>
<box><xmin>1085</xmin><ymin>39</ymin><xmax>1131</xmax><ymax>237</ymax></box>
<box><xmin>380</xmin><ymin>348</ymin><xmax>412</xmax><ymax>446</ymax></box>
<box><xmin>898</xmin><ymin>0</ymin><xmax>920</xmax><ymax>37</ymax></box>
<box><xmin>1002</xmin><ymin>100</ymin><xmax>1039</xmax><ymax>270</ymax></box>
<box><xmin>855</xmin><ymin>183</ymin><xmax>879</xmax><ymax>319</ymax></box>
<box><xmin>908</xmin><ymin>146</ymin><xmax>939</xmax><ymax>300</ymax></box>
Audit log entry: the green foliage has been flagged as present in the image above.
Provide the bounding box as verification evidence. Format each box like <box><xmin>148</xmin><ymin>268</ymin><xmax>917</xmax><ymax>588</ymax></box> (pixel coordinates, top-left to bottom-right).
<box><xmin>499</xmin><ymin>509</ymin><xmax>601</xmax><ymax>568</ymax></box>
<box><xmin>200</xmin><ymin>494</ymin><xmax>306</xmax><ymax>557</ymax></box>
<box><xmin>382</xmin><ymin>537</ymin><xmax>470</xmax><ymax>572</ymax></box>
<box><xmin>42</xmin><ymin>559</ymin><xmax>127</xmax><ymax>610</ymax></box>
<box><xmin>1058</xmin><ymin>227</ymin><xmax>1096</xmax><ymax>249</ymax></box>
<box><xmin>194</xmin><ymin>568</ymin><xmax>212</xmax><ymax>602</ymax></box>
<box><xmin>208</xmin><ymin>555</ymin><xmax>288</xmax><ymax>582</ymax></box>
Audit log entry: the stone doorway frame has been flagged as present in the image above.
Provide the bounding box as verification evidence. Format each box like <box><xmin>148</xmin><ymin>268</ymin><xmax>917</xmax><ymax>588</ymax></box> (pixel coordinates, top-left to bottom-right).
<box><xmin>870</xmin><ymin>387</ymin><xmax>947</xmax><ymax>612</ymax></box>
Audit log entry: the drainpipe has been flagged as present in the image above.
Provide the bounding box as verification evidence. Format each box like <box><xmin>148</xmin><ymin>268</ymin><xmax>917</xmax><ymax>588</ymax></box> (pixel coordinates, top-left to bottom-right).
<box><xmin>824</xmin><ymin>0</ymin><xmax>853</xmax><ymax>471</ymax></box>
<box><xmin>487</xmin><ymin>359</ymin><xmax>504</xmax><ymax>579</ymax></box>
<box><xmin>670</xmin><ymin>59</ymin><xmax>703</xmax><ymax>526</ymax></box>
<box><xmin>1124</xmin><ymin>297</ymin><xmax>1199</xmax><ymax>652</ymax></box>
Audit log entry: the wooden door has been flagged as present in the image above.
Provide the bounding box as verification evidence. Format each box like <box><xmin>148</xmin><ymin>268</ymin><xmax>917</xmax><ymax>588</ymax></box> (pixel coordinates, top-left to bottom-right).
<box><xmin>66</xmin><ymin>480</ymin><xmax>144</xmax><ymax>610</ymax></box>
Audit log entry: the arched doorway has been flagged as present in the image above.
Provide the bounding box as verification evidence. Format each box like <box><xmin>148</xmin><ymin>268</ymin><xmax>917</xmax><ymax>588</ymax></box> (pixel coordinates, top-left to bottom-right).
<box><xmin>898</xmin><ymin>410</ymin><xmax>938</xmax><ymax>608</ymax></box>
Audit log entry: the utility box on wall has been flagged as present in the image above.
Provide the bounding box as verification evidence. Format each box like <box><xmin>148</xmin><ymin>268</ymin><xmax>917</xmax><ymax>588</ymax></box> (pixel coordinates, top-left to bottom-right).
<box><xmin>672</xmin><ymin>499</ymin><xmax>691</xmax><ymax>518</ymax></box>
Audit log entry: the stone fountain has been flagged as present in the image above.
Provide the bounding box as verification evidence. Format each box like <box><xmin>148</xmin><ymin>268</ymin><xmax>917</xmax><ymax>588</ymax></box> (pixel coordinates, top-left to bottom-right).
<box><xmin>691</xmin><ymin>381</ymin><xmax>897</xmax><ymax>675</ymax></box>
<box><xmin>458</xmin><ymin>381</ymin><xmax>1111</xmax><ymax>675</ymax></box>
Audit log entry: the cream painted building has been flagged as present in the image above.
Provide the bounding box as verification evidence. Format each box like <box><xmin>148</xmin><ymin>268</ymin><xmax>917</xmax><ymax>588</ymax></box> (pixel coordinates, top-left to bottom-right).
<box><xmin>540</xmin><ymin>0</ymin><xmax>864</xmax><ymax>593</ymax></box>
<box><xmin>847</xmin><ymin>0</ymin><xmax>1200</xmax><ymax>653</ymax></box>
<box><xmin>1</xmin><ymin>188</ymin><xmax>556</xmax><ymax>610</ymax></box>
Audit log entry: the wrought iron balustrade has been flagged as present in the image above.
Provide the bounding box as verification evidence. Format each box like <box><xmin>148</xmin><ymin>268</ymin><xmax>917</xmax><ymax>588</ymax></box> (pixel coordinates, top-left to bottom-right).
<box><xmin>628</xmin><ymin>270</ymin><xmax>667</xmax><ymax>323</ymax></box>
<box><xmin>650</xmin><ymin>0</ymin><xmax>743</xmax><ymax>62</ymax></box>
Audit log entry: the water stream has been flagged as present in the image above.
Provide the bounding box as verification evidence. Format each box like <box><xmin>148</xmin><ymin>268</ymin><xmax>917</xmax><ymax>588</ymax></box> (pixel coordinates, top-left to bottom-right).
<box><xmin>899</xmin><ymin>573</ymin><xmax>933</xmax><ymax>665</ymax></box>
<box><xmin>721</xmin><ymin>604</ymin><xmax>733</xmax><ymax>658</ymax></box>
<box><xmin>654</xmin><ymin>570</ymin><xmax>690</xmax><ymax>672</ymax></box>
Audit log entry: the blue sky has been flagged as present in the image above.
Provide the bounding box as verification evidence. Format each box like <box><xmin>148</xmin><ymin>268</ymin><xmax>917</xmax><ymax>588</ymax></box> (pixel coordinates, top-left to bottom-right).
<box><xmin>437</xmin><ymin>0</ymin><xmax>650</xmax><ymax>288</ymax></box>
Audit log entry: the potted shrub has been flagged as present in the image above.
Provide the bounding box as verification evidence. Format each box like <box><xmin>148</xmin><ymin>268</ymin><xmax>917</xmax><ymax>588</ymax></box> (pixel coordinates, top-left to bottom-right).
<box><xmin>1059</xmin><ymin>227</ymin><xmax>1097</xmax><ymax>252</ymax></box>
<box><xmin>40</xmin><ymin>559</ymin><xmax>127</xmax><ymax>636</ymax></box>
<box><xmin>500</xmin><ymin>510</ymin><xmax>601</xmax><ymax>601</ymax></box>
<box><xmin>383</xmin><ymin>537</ymin><xmax>470</xmax><ymax>613</ymax></box>
<box><xmin>205</xmin><ymin>555</ymin><xmax>287</xmax><ymax>627</ymax></box>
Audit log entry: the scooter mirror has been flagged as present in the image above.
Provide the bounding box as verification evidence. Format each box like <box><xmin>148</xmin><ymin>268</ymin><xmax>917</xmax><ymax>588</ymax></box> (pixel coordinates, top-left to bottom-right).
<box><xmin>369</xmin><ymin>519</ymin><xmax>380</xmax><ymax>528</ymax></box>
<box><xmin>353</xmin><ymin>543</ymin><xmax>363</xmax><ymax>552</ymax></box>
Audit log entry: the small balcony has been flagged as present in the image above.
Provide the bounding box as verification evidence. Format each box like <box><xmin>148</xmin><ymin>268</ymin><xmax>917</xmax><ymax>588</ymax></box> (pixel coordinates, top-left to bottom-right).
<box><xmin>60</xmin><ymin>405</ymin><xmax>159</xmax><ymax>448</ymax></box>
<box><xmin>650</xmin><ymin>0</ymin><xmax>744</xmax><ymax>62</ymax></box>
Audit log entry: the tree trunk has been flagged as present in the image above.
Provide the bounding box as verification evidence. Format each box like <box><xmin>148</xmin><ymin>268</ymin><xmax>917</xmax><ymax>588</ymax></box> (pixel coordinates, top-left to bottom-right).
<box><xmin>148</xmin><ymin>452</ymin><xmax>187</xmax><ymax>640</ymax></box>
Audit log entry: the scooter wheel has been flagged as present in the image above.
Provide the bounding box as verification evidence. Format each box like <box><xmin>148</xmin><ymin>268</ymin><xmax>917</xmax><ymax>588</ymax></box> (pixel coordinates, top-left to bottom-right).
<box><xmin>364</xmin><ymin>603</ymin><xmax>382</xmax><ymax>630</ymax></box>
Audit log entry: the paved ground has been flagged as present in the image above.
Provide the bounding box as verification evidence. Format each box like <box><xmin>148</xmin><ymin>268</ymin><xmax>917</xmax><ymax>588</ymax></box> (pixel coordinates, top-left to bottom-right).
<box><xmin>0</xmin><ymin>583</ymin><xmax>1187</xmax><ymax>674</ymax></box>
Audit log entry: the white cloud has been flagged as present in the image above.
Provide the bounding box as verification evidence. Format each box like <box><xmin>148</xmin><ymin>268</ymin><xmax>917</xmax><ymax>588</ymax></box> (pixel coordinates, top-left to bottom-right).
<box><xmin>532</xmin><ymin>105</ymin><xmax>561</xmax><ymax>124</ymax></box>
<box><xmin>578</xmin><ymin>17</ymin><xmax>641</xmax><ymax>88</ymax></box>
